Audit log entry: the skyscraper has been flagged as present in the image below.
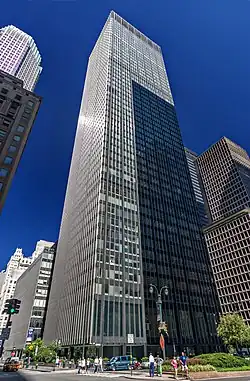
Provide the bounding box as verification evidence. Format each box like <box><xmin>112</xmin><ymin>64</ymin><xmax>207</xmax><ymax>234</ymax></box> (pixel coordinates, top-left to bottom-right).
<box><xmin>44</xmin><ymin>11</ymin><xmax>219</xmax><ymax>356</ymax></box>
<box><xmin>197</xmin><ymin>137</ymin><xmax>250</xmax><ymax>323</ymax></box>
<box><xmin>0</xmin><ymin>71</ymin><xmax>41</xmax><ymax>213</ymax></box>
<box><xmin>0</xmin><ymin>25</ymin><xmax>42</xmax><ymax>91</ymax></box>
<box><xmin>185</xmin><ymin>148</ymin><xmax>209</xmax><ymax>226</ymax></box>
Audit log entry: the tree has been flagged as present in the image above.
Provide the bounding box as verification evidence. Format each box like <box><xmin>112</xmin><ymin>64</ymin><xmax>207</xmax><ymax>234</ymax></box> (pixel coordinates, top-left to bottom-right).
<box><xmin>217</xmin><ymin>314</ymin><xmax>247</xmax><ymax>351</ymax></box>
<box><xmin>242</xmin><ymin>326</ymin><xmax>250</xmax><ymax>348</ymax></box>
<box><xmin>24</xmin><ymin>338</ymin><xmax>57</xmax><ymax>363</ymax></box>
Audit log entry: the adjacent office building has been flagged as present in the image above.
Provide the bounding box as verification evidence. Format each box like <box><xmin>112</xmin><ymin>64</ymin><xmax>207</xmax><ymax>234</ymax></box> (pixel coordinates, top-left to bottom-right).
<box><xmin>0</xmin><ymin>25</ymin><xmax>42</xmax><ymax>91</ymax></box>
<box><xmin>185</xmin><ymin>148</ymin><xmax>209</xmax><ymax>226</ymax></box>
<box><xmin>4</xmin><ymin>243</ymin><xmax>56</xmax><ymax>356</ymax></box>
<box><xmin>44</xmin><ymin>11</ymin><xmax>219</xmax><ymax>356</ymax></box>
<box><xmin>0</xmin><ymin>248</ymin><xmax>33</xmax><ymax>332</ymax></box>
<box><xmin>197</xmin><ymin>137</ymin><xmax>250</xmax><ymax>323</ymax></box>
<box><xmin>0</xmin><ymin>71</ymin><xmax>41</xmax><ymax>213</ymax></box>
<box><xmin>0</xmin><ymin>241</ymin><xmax>54</xmax><ymax>332</ymax></box>
<box><xmin>0</xmin><ymin>26</ymin><xmax>42</xmax><ymax>213</ymax></box>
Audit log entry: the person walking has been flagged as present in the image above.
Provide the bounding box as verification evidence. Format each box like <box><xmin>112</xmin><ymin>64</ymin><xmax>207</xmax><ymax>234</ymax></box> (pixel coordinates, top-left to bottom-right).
<box><xmin>82</xmin><ymin>358</ymin><xmax>86</xmax><ymax>373</ymax></box>
<box><xmin>86</xmin><ymin>358</ymin><xmax>90</xmax><ymax>373</ymax></box>
<box><xmin>179</xmin><ymin>352</ymin><xmax>188</xmax><ymax>378</ymax></box>
<box><xmin>94</xmin><ymin>357</ymin><xmax>99</xmax><ymax>373</ymax></box>
<box><xmin>77</xmin><ymin>359</ymin><xmax>81</xmax><ymax>374</ymax></box>
<box><xmin>156</xmin><ymin>355</ymin><xmax>163</xmax><ymax>377</ymax></box>
<box><xmin>99</xmin><ymin>357</ymin><xmax>103</xmax><ymax>372</ymax></box>
<box><xmin>149</xmin><ymin>353</ymin><xmax>155</xmax><ymax>377</ymax></box>
<box><xmin>171</xmin><ymin>357</ymin><xmax>178</xmax><ymax>379</ymax></box>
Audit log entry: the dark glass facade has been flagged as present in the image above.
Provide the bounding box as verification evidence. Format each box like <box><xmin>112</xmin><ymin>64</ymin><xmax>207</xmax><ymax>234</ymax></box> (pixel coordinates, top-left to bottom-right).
<box><xmin>133</xmin><ymin>82</ymin><xmax>220</xmax><ymax>354</ymax></box>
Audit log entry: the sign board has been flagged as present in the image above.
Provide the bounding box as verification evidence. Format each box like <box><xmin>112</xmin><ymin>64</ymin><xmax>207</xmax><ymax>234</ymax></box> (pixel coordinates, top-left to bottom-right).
<box><xmin>26</xmin><ymin>328</ymin><xmax>33</xmax><ymax>342</ymax></box>
<box><xmin>127</xmin><ymin>334</ymin><xmax>134</xmax><ymax>344</ymax></box>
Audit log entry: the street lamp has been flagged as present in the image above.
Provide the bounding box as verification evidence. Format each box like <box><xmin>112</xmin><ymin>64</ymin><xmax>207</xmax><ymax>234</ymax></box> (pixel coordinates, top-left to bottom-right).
<box><xmin>149</xmin><ymin>284</ymin><xmax>168</xmax><ymax>359</ymax></box>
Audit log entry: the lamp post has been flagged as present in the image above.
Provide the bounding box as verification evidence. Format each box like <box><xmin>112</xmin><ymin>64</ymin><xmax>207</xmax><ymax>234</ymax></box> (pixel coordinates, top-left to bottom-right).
<box><xmin>149</xmin><ymin>284</ymin><xmax>168</xmax><ymax>360</ymax></box>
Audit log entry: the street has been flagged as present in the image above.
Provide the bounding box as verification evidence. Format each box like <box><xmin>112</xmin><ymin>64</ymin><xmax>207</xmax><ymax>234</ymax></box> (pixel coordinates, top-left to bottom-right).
<box><xmin>2</xmin><ymin>369</ymin><xmax>250</xmax><ymax>381</ymax></box>
<box><xmin>0</xmin><ymin>371</ymin><xmax>125</xmax><ymax>381</ymax></box>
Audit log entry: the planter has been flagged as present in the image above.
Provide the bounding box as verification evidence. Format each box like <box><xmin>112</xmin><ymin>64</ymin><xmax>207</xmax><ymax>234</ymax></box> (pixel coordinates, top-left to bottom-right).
<box><xmin>190</xmin><ymin>370</ymin><xmax>250</xmax><ymax>379</ymax></box>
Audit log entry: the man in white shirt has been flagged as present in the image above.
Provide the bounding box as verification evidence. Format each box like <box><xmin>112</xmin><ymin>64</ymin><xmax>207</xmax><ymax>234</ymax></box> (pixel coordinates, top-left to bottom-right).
<box><xmin>149</xmin><ymin>353</ymin><xmax>155</xmax><ymax>377</ymax></box>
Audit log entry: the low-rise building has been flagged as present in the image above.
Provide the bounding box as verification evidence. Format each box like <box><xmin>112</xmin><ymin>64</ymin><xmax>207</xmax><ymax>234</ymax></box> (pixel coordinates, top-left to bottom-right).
<box><xmin>4</xmin><ymin>243</ymin><xmax>56</xmax><ymax>356</ymax></box>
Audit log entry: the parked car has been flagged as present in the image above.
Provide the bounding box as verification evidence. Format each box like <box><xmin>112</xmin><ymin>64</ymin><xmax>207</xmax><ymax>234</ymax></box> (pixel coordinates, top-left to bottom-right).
<box><xmin>105</xmin><ymin>356</ymin><xmax>136</xmax><ymax>371</ymax></box>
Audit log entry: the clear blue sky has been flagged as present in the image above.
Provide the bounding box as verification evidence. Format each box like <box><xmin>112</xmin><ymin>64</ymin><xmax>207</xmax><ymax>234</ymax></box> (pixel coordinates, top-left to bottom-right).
<box><xmin>1</xmin><ymin>0</ymin><xmax>250</xmax><ymax>268</ymax></box>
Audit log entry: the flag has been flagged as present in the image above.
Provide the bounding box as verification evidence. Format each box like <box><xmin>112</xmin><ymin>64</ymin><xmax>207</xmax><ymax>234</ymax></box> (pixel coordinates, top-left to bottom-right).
<box><xmin>160</xmin><ymin>333</ymin><xmax>165</xmax><ymax>350</ymax></box>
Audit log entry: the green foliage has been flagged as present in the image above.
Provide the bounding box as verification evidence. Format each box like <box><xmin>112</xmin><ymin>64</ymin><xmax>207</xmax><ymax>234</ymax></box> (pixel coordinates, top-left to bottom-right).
<box><xmin>187</xmin><ymin>358</ymin><xmax>206</xmax><ymax>366</ymax></box>
<box><xmin>86</xmin><ymin>346</ymin><xmax>96</xmax><ymax>358</ymax></box>
<box><xmin>243</xmin><ymin>327</ymin><xmax>250</xmax><ymax>348</ymax></box>
<box><xmin>24</xmin><ymin>339</ymin><xmax>57</xmax><ymax>363</ymax></box>
<box><xmin>189</xmin><ymin>364</ymin><xmax>216</xmax><ymax>373</ymax></box>
<box><xmin>162</xmin><ymin>364</ymin><xmax>172</xmax><ymax>371</ymax></box>
<box><xmin>141</xmin><ymin>357</ymin><xmax>148</xmax><ymax>362</ymax></box>
<box><xmin>217</xmin><ymin>314</ymin><xmax>247</xmax><ymax>349</ymax></box>
<box><xmin>196</xmin><ymin>353</ymin><xmax>249</xmax><ymax>368</ymax></box>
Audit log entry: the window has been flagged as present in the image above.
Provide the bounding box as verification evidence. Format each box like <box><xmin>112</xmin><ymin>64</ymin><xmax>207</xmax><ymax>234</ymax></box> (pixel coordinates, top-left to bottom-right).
<box><xmin>3</xmin><ymin>119</ymin><xmax>10</xmax><ymax>127</ymax></box>
<box><xmin>15</xmin><ymin>94</ymin><xmax>22</xmax><ymax>101</ymax></box>
<box><xmin>17</xmin><ymin>126</ymin><xmax>24</xmax><ymax>133</ymax></box>
<box><xmin>0</xmin><ymin>182</ymin><xmax>3</xmax><ymax>191</ymax></box>
<box><xmin>8</xmin><ymin>145</ymin><xmax>17</xmax><ymax>153</ymax></box>
<box><xmin>13</xmin><ymin>135</ymin><xmax>21</xmax><ymax>142</ymax></box>
<box><xmin>1</xmin><ymin>88</ymin><xmax>8</xmax><ymax>95</ymax></box>
<box><xmin>27</xmin><ymin>100</ymin><xmax>34</xmax><ymax>107</ymax></box>
<box><xmin>4</xmin><ymin>156</ymin><xmax>13</xmax><ymax>165</ymax></box>
<box><xmin>0</xmin><ymin>129</ymin><xmax>6</xmax><ymax>137</ymax></box>
<box><xmin>0</xmin><ymin>168</ymin><xmax>8</xmax><ymax>177</ymax></box>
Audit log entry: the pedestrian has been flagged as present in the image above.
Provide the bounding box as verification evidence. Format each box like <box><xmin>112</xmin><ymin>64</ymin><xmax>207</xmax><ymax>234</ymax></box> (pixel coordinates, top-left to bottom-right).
<box><xmin>149</xmin><ymin>353</ymin><xmax>155</xmax><ymax>377</ymax></box>
<box><xmin>171</xmin><ymin>357</ymin><xmax>178</xmax><ymax>379</ymax></box>
<box><xmin>99</xmin><ymin>357</ymin><xmax>103</xmax><ymax>372</ymax></box>
<box><xmin>56</xmin><ymin>357</ymin><xmax>59</xmax><ymax>368</ymax></box>
<box><xmin>94</xmin><ymin>356</ymin><xmax>99</xmax><ymax>373</ymax></box>
<box><xmin>179</xmin><ymin>352</ymin><xmax>188</xmax><ymax>378</ymax></box>
<box><xmin>86</xmin><ymin>358</ymin><xmax>90</xmax><ymax>373</ymax></box>
<box><xmin>156</xmin><ymin>355</ymin><xmax>163</xmax><ymax>377</ymax></box>
<box><xmin>83</xmin><ymin>358</ymin><xmax>87</xmax><ymax>373</ymax></box>
<box><xmin>78</xmin><ymin>359</ymin><xmax>81</xmax><ymax>374</ymax></box>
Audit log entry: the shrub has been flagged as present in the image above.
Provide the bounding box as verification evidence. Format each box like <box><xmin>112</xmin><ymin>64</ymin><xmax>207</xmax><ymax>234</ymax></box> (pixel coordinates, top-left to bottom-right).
<box><xmin>141</xmin><ymin>357</ymin><xmax>148</xmax><ymax>362</ymax></box>
<box><xmin>196</xmin><ymin>353</ymin><xmax>249</xmax><ymax>368</ymax></box>
<box><xmin>162</xmin><ymin>364</ymin><xmax>172</xmax><ymax>372</ymax></box>
<box><xmin>189</xmin><ymin>365</ymin><xmax>216</xmax><ymax>373</ymax></box>
<box><xmin>187</xmin><ymin>358</ymin><xmax>206</xmax><ymax>366</ymax></box>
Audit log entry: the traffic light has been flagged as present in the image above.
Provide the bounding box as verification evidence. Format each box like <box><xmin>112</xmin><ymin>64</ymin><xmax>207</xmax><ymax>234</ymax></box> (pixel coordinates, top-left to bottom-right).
<box><xmin>3</xmin><ymin>299</ymin><xmax>21</xmax><ymax>315</ymax></box>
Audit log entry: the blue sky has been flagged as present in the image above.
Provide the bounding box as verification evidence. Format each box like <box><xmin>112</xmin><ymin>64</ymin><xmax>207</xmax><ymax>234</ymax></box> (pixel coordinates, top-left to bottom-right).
<box><xmin>1</xmin><ymin>0</ymin><xmax>250</xmax><ymax>268</ymax></box>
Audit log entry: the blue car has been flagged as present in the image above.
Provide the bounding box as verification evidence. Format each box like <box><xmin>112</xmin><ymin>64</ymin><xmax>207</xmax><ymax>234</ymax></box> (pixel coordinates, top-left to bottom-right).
<box><xmin>106</xmin><ymin>356</ymin><xmax>135</xmax><ymax>371</ymax></box>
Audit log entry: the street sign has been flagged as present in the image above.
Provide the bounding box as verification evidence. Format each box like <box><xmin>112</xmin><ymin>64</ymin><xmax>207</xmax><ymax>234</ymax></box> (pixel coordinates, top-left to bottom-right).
<box><xmin>127</xmin><ymin>334</ymin><xmax>134</xmax><ymax>344</ymax></box>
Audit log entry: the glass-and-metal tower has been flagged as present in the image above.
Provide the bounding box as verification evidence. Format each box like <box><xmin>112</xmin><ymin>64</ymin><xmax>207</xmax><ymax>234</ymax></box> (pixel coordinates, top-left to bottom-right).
<box><xmin>185</xmin><ymin>148</ymin><xmax>209</xmax><ymax>226</ymax></box>
<box><xmin>0</xmin><ymin>25</ymin><xmax>42</xmax><ymax>91</ymax></box>
<box><xmin>44</xmin><ymin>11</ymin><xmax>219</xmax><ymax>356</ymax></box>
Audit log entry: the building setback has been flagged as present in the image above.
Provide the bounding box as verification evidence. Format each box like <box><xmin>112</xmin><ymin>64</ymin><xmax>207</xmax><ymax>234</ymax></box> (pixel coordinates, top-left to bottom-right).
<box><xmin>0</xmin><ymin>25</ymin><xmax>42</xmax><ymax>91</ymax></box>
<box><xmin>185</xmin><ymin>148</ymin><xmax>209</xmax><ymax>226</ymax></box>
<box><xmin>0</xmin><ymin>70</ymin><xmax>41</xmax><ymax>213</ymax></box>
<box><xmin>197</xmin><ymin>137</ymin><xmax>250</xmax><ymax>323</ymax></box>
<box><xmin>4</xmin><ymin>243</ymin><xmax>56</xmax><ymax>356</ymax></box>
<box><xmin>44</xmin><ymin>11</ymin><xmax>219</xmax><ymax>357</ymax></box>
